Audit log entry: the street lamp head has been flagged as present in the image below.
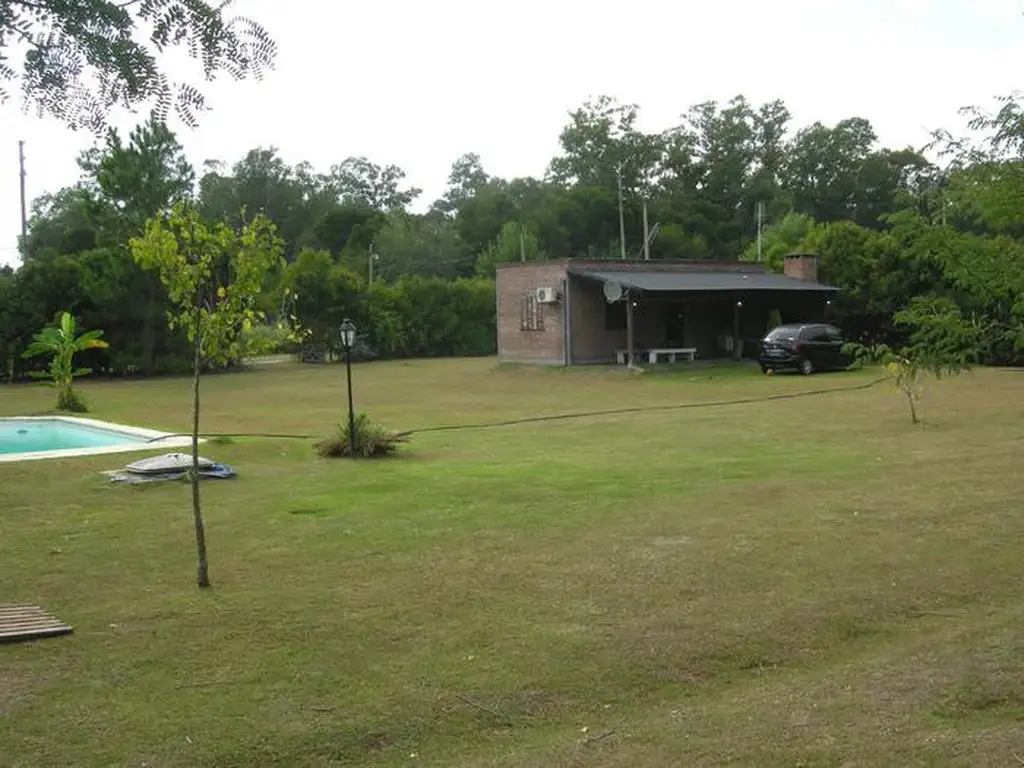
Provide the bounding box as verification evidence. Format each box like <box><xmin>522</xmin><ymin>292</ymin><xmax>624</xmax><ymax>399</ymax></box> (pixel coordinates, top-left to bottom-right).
<box><xmin>339</xmin><ymin>318</ymin><xmax>357</xmax><ymax>348</ymax></box>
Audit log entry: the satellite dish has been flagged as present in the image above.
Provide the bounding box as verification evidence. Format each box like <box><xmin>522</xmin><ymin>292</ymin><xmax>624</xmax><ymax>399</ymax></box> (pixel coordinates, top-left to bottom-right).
<box><xmin>603</xmin><ymin>281</ymin><xmax>626</xmax><ymax>303</ymax></box>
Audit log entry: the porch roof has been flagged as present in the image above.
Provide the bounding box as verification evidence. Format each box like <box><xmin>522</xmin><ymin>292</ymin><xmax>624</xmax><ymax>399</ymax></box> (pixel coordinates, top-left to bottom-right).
<box><xmin>570</xmin><ymin>267</ymin><xmax>838</xmax><ymax>293</ymax></box>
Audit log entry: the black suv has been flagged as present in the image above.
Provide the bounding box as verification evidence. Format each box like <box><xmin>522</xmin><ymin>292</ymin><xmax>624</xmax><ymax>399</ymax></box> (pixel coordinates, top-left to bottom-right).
<box><xmin>758</xmin><ymin>323</ymin><xmax>851</xmax><ymax>375</ymax></box>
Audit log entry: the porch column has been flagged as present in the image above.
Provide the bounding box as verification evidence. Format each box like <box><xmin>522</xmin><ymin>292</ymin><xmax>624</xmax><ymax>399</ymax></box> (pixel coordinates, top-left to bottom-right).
<box><xmin>733</xmin><ymin>299</ymin><xmax>742</xmax><ymax>359</ymax></box>
<box><xmin>626</xmin><ymin>289</ymin><xmax>635</xmax><ymax>367</ymax></box>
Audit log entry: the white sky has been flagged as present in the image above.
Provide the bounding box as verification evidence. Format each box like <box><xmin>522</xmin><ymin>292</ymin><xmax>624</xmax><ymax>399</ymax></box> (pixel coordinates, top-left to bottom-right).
<box><xmin>1</xmin><ymin>0</ymin><xmax>1022</xmax><ymax>266</ymax></box>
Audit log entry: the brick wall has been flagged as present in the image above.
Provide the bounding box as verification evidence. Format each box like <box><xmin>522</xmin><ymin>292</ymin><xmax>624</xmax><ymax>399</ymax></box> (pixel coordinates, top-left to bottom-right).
<box><xmin>495</xmin><ymin>262</ymin><xmax>568</xmax><ymax>364</ymax></box>
<box><xmin>783</xmin><ymin>254</ymin><xmax>819</xmax><ymax>283</ymax></box>
<box><xmin>568</xmin><ymin>275</ymin><xmax>621</xmax><ymax>363</ymax></box>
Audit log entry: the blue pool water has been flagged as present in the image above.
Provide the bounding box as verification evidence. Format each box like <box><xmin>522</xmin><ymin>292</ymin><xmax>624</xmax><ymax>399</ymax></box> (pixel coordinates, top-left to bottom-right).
<box><xmin>0</xmin><ymin>419</ymin><xmax>147</xmax><ymax>455</ymax></box>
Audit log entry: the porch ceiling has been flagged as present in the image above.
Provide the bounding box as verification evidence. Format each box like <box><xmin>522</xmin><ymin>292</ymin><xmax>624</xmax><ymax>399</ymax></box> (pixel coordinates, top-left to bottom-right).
<box><xmin>571</xmin><ymin>268</ymin><xmax>838</xmax><ymax>293</ymax></box>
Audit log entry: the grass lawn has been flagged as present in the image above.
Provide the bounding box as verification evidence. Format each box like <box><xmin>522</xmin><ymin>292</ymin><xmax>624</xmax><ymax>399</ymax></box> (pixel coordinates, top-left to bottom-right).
<box><xmin>1</xmin><ymin>359</ymin><xmax>1023</xmax><ymax>766</ymax></box>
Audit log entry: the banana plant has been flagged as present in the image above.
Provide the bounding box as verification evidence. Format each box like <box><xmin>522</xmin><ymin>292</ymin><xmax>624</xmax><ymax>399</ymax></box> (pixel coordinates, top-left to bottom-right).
<box><xmin>22</xmin><ymin>311</ymin><xmax>109</xmax><ymax>412</ymax></box>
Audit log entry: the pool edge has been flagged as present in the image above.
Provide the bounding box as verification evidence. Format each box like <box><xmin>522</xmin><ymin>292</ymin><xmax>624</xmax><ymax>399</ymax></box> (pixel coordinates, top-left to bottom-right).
<box><xmin>0</xmin><ymin>416</ymin><xmax>204</xmax><ymax>463</ymax></box>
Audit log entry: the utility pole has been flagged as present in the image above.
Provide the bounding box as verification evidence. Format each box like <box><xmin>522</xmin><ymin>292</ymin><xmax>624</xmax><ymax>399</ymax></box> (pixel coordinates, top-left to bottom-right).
<box><xmin>368</xmin><ymin>244</ymin><xmax>378</xmax><ymax>284</ymax></box>
<box><xmin>755</xmin><ymin>201</ymin><xmax>763</xmax><ymax>262</ymax></box>
<box><xmin>642</xmin><ymin>199</ymin><xmax>651</xmax><ymax>261</ymax></box>
<box><xmin>616</xmin><ymin>163</ymin><xmax>626</xmax><ymax>260</ymax></box>
<box><xmin>18</xmin><ymin>140</ymin><xmax>28</xmax><ymax>247</ymax></box>
<box><xmin>519</xmin><ymin>228</ymin><xmax>526</xmax><ymax>262</ymax></box>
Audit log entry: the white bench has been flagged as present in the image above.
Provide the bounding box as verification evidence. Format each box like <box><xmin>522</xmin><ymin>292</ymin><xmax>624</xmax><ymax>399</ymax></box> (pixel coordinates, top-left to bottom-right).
<box><xmin>646</xmin><ymin>347</ymin><xmax>696</xmax><ymax>364</ymax></box>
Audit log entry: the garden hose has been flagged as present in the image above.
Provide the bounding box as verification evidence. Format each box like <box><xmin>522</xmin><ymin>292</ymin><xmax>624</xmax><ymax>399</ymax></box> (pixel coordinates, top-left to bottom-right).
<box><xmin>144</xmin><ymin>374</ymin><xmax>892</xmax><ymax>443</ymax></box>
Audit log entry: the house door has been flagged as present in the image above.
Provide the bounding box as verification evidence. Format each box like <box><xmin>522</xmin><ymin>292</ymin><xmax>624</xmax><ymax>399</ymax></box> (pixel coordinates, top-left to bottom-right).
<box><xmin>665</xmin><ymin>302</ymin><xmax>687</xmax><ymax>346</ymax></box>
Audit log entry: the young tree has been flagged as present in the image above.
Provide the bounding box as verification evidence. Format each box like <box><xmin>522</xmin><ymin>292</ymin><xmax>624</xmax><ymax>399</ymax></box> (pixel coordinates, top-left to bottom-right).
<box><xmin>846</xmin><ymin>297</ymin><xmax>985</xmax><ymax>424</ymax></box>
<box><xmin>21</xmin><ymin>310</ymin><xmax>108</xmax><ymax>412</ymax></box>
<box><xmin>130</xmin><ymin>204</ymin><xmax>282</xmax><ymax>588</ymax></box>
<box><xmin>1</xmin><ymin>0</ymin><xmax>277</xmax><ymax>131</ymax></box>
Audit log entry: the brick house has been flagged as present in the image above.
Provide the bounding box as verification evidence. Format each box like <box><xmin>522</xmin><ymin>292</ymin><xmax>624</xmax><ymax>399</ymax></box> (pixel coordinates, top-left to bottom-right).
<box><xmin>495</xmin><ymin>255</ymin><xmax>837</xmax><ymax>365</ymax></box>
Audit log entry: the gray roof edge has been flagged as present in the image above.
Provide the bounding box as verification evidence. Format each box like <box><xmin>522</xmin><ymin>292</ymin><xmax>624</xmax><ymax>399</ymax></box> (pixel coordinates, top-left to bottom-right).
<box><xmin>573</xmin><ymin>268</ymin><xmax>839</xmax><ymax>292</ymax></box>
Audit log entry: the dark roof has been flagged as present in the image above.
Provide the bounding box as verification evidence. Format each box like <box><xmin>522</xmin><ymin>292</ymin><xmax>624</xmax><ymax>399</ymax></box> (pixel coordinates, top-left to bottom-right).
<box><xmin>570</xmin><ymin>268</ymin><xmax>837</xmax><ymax>293</ymax></box>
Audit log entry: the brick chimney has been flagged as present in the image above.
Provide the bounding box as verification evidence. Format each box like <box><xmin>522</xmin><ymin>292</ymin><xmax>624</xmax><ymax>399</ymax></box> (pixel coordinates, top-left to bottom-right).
<box><xmin>783</xmin><ymin>253</ymin><xmax>819</xmax><ymax>283</ymax></box>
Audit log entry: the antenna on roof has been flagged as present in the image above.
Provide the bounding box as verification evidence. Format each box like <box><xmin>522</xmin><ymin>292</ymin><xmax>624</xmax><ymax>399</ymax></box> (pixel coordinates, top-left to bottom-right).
<box><xmin>634</xmin><ymin>221</ymin><xmax>660</xmax><ymax>260</ymax></box>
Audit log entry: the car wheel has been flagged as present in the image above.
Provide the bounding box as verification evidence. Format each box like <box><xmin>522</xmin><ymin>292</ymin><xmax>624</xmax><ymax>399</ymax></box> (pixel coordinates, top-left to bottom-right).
<box><xmin>799</xmin><ymin>358</ymin><xmax>813</xmax><ymax>375</ymax></box>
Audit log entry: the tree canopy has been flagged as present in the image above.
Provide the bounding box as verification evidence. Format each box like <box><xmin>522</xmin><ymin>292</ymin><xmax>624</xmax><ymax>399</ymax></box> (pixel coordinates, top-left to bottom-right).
<box><xmin>4</xmin><ymin>91</ymin><xmax>1024</xmax><ymax>379</ymax></box>
<box><xmin>0</xmin><ymin>0</ymin><xmax>277</xmax><ymax>130</ymax></box>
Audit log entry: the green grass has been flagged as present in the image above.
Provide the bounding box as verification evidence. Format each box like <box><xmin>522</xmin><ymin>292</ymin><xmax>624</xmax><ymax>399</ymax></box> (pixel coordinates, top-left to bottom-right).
<box><xmin>2</xmin><ymin>359</ymin><xmax>1023</xmax><ymax>766</ymax></box>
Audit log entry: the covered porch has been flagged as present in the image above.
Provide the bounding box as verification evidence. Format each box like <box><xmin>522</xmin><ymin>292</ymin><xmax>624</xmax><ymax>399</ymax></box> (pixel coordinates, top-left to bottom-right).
<box><xmin>566</xmin><ymin>266</ymin><xmax>838</xmax><ymax>366</ymax></box>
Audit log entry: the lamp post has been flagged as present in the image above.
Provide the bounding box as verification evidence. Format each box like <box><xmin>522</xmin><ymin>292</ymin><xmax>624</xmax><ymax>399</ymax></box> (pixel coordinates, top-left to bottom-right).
<box><xmin>339</xmin><ymin>318</ymin><xmax>357</xmax><ymax>458</ymax></box>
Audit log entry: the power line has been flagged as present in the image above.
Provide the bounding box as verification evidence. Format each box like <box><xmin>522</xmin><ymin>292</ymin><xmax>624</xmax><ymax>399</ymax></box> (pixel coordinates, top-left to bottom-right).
<box><xmin>404</xmin><ymin>374</ymin><xmax>891</xmax><ymax>434</ymax></box>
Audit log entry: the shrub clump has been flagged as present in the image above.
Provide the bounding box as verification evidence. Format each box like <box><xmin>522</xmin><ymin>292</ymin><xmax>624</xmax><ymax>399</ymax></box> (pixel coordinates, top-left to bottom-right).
<box><xmin>315</xmin><ymin>413</ymin><xmax>409</xmax><ymax>458</ymax></box>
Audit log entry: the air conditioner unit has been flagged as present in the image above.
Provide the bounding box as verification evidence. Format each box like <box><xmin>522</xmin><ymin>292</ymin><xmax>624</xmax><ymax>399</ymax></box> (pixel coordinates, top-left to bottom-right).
<box><xmin>535</xmin><ymin>286</ymin><xmax>560</xmax><ymax>304</ymax></box>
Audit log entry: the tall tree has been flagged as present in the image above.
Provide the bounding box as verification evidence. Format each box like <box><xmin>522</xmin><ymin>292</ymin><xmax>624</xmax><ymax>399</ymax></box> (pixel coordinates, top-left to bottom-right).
<box><xmin>21</xmin><ymin>186</ymin><xmax>117</xmax><ymax>262</ymax></box>
<box><xmin>783</xmin><ymin>117</ymin><xmax>878</xmax><ymax>223</ymax></box>
<box><xmin>328</xmin><ymin>157</ymin><xmax>421</xmax><ymax>212</ymax></box>
<box><xmin>80</xmin><ymin>114</ymin><xmax>196</xmax><ymax>234</ymax></box>
<box><xmin>748</xmin><ymin>99</ymin><xmax>793</xmax><ymax>224</ymax></box>
<box><xmin>77</xmin><ymin>114</ymin><xmax>196</xmax><ymax>374</ymax></box>
<box><xmin>678</xmin><ymin>96</ymin><xmax>758</xmax><ymax>256</ymax></box>
<box><xmin>852</xmin><ymin>148</ymin><xmax>933</xmax><ymax>229</ymax></box>
<box><xmin>372</xmin><ymin>214</ymin><xmax>470</xmax><ymax>280</ymax></box>
<box><xmin>199</xmin><ymin>148</ymin><xmax>309</xmax><ymax>253</ymax></box>
<box><xmin>548</xmin><ymin>95</ymin><xmax>664</xmax><ymax>194</ymax></box>
<box><xmin>0</xmin><ymin>0</ymin><xmax>276</xmax><ymax>130</ymax></box>
<box><xmin>453</xmin><ymin>179</ymin><xmax>517</xmax><ymax>258</ymax></box>
<box><xmin>312</xmin><ymin>202</ymin><xmax>387</xmax><ymax>260</ymax></box>
<box><xmin>434</xmin><ymin>153</ymin><xmax>489</xmax><ymax>214</ymax></box>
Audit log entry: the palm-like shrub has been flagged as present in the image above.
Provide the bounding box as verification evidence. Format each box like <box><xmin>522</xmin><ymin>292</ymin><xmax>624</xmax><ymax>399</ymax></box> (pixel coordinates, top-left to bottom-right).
<box><xmin>315</xmin><ymin>413</ymin><xmax>409</xmax><ymax>458</ymax></box>
<box><xmin>22</xmin><ymin>312</ymin><xmax>109</xmax><ymax>412</ymax></box>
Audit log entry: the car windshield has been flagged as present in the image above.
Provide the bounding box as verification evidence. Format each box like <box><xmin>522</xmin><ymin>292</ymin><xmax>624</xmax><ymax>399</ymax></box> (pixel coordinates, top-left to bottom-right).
<box><xmin>765</xmin><ymin>326</ymin><xmax>801</xmax><ymax>342</ymax></box>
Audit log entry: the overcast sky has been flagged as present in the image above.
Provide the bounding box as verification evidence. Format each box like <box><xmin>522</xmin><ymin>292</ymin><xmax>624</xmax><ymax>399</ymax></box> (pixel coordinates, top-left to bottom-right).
<box><xmin>1</xmin><ymin>0</ymin><xmax>1021</xmax><ymax>266</ymax></box>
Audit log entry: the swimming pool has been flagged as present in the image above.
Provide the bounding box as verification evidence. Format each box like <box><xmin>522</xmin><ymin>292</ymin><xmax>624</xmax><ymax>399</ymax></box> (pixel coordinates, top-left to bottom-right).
<box><xmin>0</xmin><ymin>417</ymin><xmax>194</xmax><ymax>462</ymax></box>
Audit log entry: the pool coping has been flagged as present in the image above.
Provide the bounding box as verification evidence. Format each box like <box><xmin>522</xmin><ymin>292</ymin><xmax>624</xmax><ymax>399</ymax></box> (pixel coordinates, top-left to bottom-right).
<box><xmin>0</xmin><ymin>416</ymin><xmax>200</xmax><ymax>463</ymax></box>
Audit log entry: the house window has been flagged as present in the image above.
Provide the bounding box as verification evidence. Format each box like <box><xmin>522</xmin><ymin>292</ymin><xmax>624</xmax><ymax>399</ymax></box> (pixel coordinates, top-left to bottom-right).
<box><xmin>605</xmin><ymin>301</ymin><xmax>627</xmax><ymax>331</ymax></box>
<box><xmin>520</xmin><ymin>295</ymin><xmax>544</xmax><ymax>331</ymax></box>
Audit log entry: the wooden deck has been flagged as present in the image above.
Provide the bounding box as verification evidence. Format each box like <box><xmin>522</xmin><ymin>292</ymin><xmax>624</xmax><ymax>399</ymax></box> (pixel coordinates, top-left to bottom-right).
<box><xmin>0</xmin><ymin>604</ymin><xmax>73</xmax><ymax>643</ymax></box>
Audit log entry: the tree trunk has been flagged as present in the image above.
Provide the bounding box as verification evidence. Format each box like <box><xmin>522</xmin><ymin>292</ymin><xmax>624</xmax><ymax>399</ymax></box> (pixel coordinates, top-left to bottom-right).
<box><xmin>191</xmin><ymin>315</ymin><xmax>211</xmax><ymax>588</ymax></box>
<box><xmin>904</xmin><ymin>388</ymin><xmax>919</xmax><ymax>425</ymax></box>
<box><xmin>142</xmin><ymin>279</ymin><xmax>157</xmax><ymax>377</ymax></box>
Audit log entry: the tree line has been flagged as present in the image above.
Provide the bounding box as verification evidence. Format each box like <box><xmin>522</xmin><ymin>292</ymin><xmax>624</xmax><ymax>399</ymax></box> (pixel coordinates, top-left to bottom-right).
<box><xmin>2</xmin><ymin>92</ymin><xmax>1022</xmax><ymax>379</ymax></box>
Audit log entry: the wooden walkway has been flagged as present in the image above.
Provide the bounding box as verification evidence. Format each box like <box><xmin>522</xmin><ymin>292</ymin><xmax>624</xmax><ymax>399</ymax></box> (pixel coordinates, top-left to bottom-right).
<box><xmin>0</xmin><ymin>604</ymin><xmax>73</xmax><ymax>643</ymax></box>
